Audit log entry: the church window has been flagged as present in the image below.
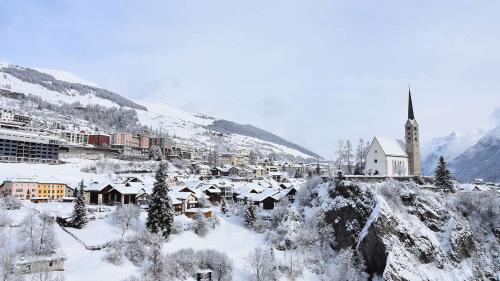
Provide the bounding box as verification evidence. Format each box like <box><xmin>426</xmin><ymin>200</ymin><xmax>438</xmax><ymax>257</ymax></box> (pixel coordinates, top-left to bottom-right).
<box><xmin>407</xmin><ymin>137</ymin><xmax>411</xmax><ymax>141</ymax></box>
<box><xmin>415</xmin><ymin>137</ymin><xmax>417</xmax><ymax>141</ymax></box>
<box><xmin>374</xmin><ymin>159</ymin><xmax>378</xmax><ymax>163</ymax></box>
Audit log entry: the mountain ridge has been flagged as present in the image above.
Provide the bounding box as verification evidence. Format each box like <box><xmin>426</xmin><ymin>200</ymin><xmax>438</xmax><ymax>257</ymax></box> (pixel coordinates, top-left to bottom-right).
<box><xmin>0</xmin><ymin>63</ymin><xmax>321</xmax><ymax>160</ymax></box>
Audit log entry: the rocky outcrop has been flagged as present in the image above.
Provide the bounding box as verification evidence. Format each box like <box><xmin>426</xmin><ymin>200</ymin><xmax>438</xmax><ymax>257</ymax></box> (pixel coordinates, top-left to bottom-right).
<box><xmin>321</xmin><ymin>180</ymin><xmax>493</xmax><ymax>280</ymax></box>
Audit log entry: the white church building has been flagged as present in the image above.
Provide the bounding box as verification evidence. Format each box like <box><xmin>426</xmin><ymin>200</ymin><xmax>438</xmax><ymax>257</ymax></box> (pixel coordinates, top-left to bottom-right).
<box><xmin>365</xmin><ymin>90</ymin><xmax>421</xmax><ymax>176</ymax></box>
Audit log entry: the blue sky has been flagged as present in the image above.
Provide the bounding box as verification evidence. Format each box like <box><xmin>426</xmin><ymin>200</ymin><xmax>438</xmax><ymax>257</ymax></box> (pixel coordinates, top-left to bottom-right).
<box><xmin>1</xmin><ymin>0</ymin><xmax>499</xmax><ymax>157</ymax></box>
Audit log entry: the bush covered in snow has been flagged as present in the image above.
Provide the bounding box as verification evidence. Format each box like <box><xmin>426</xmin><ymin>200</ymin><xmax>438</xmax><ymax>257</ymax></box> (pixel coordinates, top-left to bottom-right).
<box><xmin>0</xmin><ymin>196</ymin><xmax>22</xmax><ymax>210</ymax></box>
<box><xmin>0</xmin><ymin>208</ymin><xmax>11</xmax><ymax>227</ymax></box>
<box><xmin>162</xmin><ymin>248</ymin><xmax>233</xmax><ymax>281</ymax></box>
<box><xmin>104</xmin><ymin>240</ymin><xmax>125</xmax><ymax>265</ymax></box>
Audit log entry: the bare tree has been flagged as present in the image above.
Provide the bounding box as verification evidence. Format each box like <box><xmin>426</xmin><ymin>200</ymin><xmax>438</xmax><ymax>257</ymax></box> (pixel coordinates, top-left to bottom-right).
<box><xmin>111</xmin><ymin>205</ymin><xmax>141</xmax><ymax>237</ymax></box>
<box><xmin>246</xmin><ymin>247</ymin><xmax>277</xmax><ymax>281</ymax></box>
<box><xmin>18</xmin><ymin>211</ymin><xmax>58</xmax><ymax>256</ymax></box>
<box><xmin>345</xmin><ymin>140</ymin><xmax>353</xmax><ymax>174</ymax></box>
<box><xmin>334</xmin><ymin>140</ymin><xmax>345</xmax><ymax>170</ymax></box>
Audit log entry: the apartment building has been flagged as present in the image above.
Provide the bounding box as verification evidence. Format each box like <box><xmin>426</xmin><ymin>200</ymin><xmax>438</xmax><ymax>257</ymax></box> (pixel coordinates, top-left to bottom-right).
<box><xmin>0</xmin><ymin>129</ymin><xmax>60</xmax><ymax>163</ymax></box>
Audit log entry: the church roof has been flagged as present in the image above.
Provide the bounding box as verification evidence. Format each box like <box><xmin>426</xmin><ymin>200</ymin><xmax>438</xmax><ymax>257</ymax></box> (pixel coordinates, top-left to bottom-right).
<box><xmin>375</xmin><ymin>137</ymin><xmax>408</xmax><ymax>157</ymax></box>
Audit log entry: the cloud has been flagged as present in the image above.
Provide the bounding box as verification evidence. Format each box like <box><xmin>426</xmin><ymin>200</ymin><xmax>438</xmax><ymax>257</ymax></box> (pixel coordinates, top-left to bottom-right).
<box><xmin>493</xmin><ymin>107</ymin><xmax>500</xmax><ymax>124</ymax></box>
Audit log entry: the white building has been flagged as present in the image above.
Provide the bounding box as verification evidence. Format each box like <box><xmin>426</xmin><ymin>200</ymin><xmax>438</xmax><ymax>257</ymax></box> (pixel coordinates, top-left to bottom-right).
<box><xmin>365</xmin><ymin>137</ymin><xmax>409</xmax><ymax>176</ymax></box>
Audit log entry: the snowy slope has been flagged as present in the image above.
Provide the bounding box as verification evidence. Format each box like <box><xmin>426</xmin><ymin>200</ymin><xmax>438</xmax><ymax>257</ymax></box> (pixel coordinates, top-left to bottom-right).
<box><xmin>450</xmin><ymin>125</ymin><xmax>500</xmax><ymax>182</ymax></box>
<box><xmin>33</xmin><ymin>67</ymin><xmax>99</xmax><ymax>87</ymax></box>
<box><xmin>421</xmin><ymin>131</ymin><xmax>483</xmax><ymax>176</ymax></box>
<box><xmin>0</xmin><ymin>63</ymin><xmax>319</xmax><ymax>159</ymax></box>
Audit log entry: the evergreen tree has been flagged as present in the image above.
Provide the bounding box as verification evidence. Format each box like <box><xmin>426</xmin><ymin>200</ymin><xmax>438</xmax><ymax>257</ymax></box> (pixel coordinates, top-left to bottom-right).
<box><xmin>244</xmin><ymin>201</ymin><xmax>256</xmax><ymax>227</ymax></box>
<box><xmin>72</xmin><ymin>180</ymin><xmax>88</xmax><ymax>229</ymax></box>
<box><xmin>146</xmin><ymin>161</ymin><xmax>175</xmax><ymax>238</ymax></box>
<box><xmin>315</xmin><ymin>163</ymin><xmax>321</xmax><ymax>176</ymax></box>
<box><xmin>220</xmin><ymin>197</ymin><xmax>228</xmax><ymax>215</ymax></box>
<box><xmin>435</xmin><ymin>156</ymin><xmax>454</xmax><ymax>192</ymax></box>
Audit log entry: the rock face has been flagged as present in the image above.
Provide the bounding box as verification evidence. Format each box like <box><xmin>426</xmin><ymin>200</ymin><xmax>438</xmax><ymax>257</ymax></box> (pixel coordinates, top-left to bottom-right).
<box><xmin>321</xmin><ymin>180</ymin><xmax>496</xmax><ymax>280</ymax></box>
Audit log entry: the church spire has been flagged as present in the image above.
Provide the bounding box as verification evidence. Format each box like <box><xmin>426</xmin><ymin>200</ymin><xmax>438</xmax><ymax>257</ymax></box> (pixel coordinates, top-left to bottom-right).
<box><xmin>408</xmin><ymin>87</ymin><xmax>415</xmax><ymax>120</ymax></box>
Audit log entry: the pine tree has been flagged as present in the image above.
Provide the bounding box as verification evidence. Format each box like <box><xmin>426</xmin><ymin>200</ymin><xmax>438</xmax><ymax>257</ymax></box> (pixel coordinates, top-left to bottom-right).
<box><xmin>220</xmin><ymin>197</ymin><xmax>228</xmax><ymax>215</ymax></box>
<box><xmin>435</xmin><ymin>156</ymin><xmax>454</xmax><ymax>192</ymax></box>
<box><xmin>72</xmin><ymin>180</ymin><xmax>88</xmax><ymax>229</ymax></box>
<box><xmin>146</xmin><ymin>161</ymin><xmax>175</xmax><ymax>239</ymax></box>
<box><xmin>244</xmin><ymin>201</ymin><xmax>256</xmax><ymax>227</ymax></box>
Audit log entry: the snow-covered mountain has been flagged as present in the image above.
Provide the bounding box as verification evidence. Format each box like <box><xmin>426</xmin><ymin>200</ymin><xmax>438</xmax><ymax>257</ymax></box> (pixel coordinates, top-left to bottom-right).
<box><xmin>0</xmin><ymin>62</ymin><xmax>320</xmax><ymax>160</ymax></box>
<box><xmin>449</xmin><ymin>125</ymin><xmax>500</xmax><ymax>182</ymax></box>
<box><xmin>421</xmin><ymin>131</ymin><xmax>483</xmax><ymax>176</ymax></box>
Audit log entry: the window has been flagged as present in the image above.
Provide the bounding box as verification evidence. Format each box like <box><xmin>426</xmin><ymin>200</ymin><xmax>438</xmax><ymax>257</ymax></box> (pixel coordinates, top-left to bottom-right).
<box><xmin>374</xmin><ymin>159</ymin><xmax>378</xmax><ymax>163</ymax></box>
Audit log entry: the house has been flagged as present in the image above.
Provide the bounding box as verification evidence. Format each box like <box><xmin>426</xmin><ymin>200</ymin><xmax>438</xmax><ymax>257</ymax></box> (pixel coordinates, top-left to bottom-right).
<box><xmin>268</xmin><ymin>172</ymin><xmax>284</xmax><ymax>182</ymax></box>
<box><xmin>198</xmin><ymin>164</ymin><xmax>212</xmax><ymax>178</ymax></box>
<box><xmin>0</xmin><ymin>179</ymin><xmax>37</xmax><ymax>199</ymax></box>
<box><xmin>198</xmin><ymin>184</ymin><xmax>222</xmax><ymax>203</ymax></box>
<box><xmin>14</xmin><ymin>254</ymin><xmax>65</xmax><ymax>274</ymax></box>
<box><xmin>104</xmin><ymin>184</ymin><xmax>139</xmax><ymax>205</ymax></box>
<box><xmin>247</xmin><ymin>165</ymin><xmax>266</xmax><ymax>178</ymax></box>
<box><xmin>212</xmin><ymin>180</ymin><xmax>235</xmax><ymax>201</ymax></box>
<box><xmin>36</xmin><ymin>182</ymin><xmax>66</xmax><ymax>201</ymax></box>
<box><xmin>248</xmin><ymin>188</ymin><xmax>281</xmax><ymax>210</ymax></box>
<box><xmin>211</xmin><ymin>165</ymin><xmax>240</xmax><ymax>177</ymax></box>
<box><xmin>84</xmin><ymin>182</ymin><xmax>114</xmax><ymax>205</ymax></box>
<box><xmin>65</xmin><ymin>185</ymin><xmax>76</xmax><ymax>198</ymax></box>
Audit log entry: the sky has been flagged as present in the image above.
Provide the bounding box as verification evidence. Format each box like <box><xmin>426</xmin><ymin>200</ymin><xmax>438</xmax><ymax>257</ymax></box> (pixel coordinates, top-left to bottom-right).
<box><xmin>0</xmin><ymin>0</ymin><xmax>499</xmax><ymax>158</ymax></box>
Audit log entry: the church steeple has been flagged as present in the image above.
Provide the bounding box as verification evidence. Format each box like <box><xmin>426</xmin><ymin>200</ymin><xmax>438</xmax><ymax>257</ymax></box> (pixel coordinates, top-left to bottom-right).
<box><xmin>405</xmin><ymin>86</ymin><xmax>420</xmax><ymax>176</ymax></box>
<box><xmin>408</xmin><ymin>88</ymin><xmax>415</xmax><ymax>120</ymax></box>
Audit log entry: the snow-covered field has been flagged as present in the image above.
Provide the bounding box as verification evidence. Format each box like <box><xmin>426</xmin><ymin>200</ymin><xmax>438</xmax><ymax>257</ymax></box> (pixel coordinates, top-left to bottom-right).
<box><xmin>2</xmin><ymin>202</ymin><xmax>265</xmax><ymax>281</ymax></box>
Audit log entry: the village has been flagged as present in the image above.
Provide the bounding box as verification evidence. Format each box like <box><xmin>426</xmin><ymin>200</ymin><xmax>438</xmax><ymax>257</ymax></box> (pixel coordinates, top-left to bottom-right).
<box><xmin>0</xmin><ymin>89</ymin><xmax>498</xmax><ymax>281</ymax></box>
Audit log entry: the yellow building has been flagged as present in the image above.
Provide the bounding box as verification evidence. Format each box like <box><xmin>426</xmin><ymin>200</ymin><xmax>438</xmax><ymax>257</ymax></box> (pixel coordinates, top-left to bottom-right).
<box><xmin>36</xmin><ymin>183</ymin><xmax>66</xmax><ymax>200</ymax></box>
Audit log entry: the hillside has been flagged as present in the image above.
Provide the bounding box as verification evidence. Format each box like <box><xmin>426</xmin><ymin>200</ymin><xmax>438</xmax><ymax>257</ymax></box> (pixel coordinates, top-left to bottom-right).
<box><xmin>421</xmin><ymin>131</ymin><xmax>483</xmax><ymax>176</ymax></box>
<box><xmin>0</xmin><ymin>63</ymin><xmax>320</xmax><ymax>160</ymax></box>
<box><xmin>450</xmin><ymin>126</ymin><xmax>500</xmax><ymax>182</ymax></box>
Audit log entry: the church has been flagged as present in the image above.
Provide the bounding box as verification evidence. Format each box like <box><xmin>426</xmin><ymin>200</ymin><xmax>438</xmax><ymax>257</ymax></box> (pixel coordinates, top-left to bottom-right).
<box><xmin>365</xmin><ymin>90</ymin><xmax>421</xmax><ymax>176</ymax></box>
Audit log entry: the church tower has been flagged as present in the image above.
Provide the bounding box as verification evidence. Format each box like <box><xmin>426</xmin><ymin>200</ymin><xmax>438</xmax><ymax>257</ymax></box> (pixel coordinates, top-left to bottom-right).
<box><xmin>405</xmin><ymin>88</ymin><xmax>421</xmax><ymax>176</ymax></box>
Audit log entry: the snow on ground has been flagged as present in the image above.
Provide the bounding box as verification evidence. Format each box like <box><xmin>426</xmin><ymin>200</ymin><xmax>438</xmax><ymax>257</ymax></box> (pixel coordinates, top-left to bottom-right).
<box><xmin>0</xmin><ymin>158</ymin><xmax>156</xmax><ymax>188</ymax></box>
<box><xmin>63</xmin><ymin>213</ymin><xmax>126</xmax><ymax>246</ymax></box>
<box><xmin>32</xmin><ymin>67</ymin><xmax>99</xmax><ymax>87</ymax></box>
<box><xmin>163</xmin><ymin>213</ymin><xmax>265</xmax><ymax>279</ymax></box>
<box><xmin>5</xmin><ymin>201</ymin><xmax>266</xmax><ymax>281</ymax></box>
<box><xmin>0</xmin><ymin>70</ymin><xmax>117</xmax><ymax>108</ymax></box>
<box><xmin>55</xmin><ymin>226</ymin><xmax>138</xmax><ymax>281</ymax></box>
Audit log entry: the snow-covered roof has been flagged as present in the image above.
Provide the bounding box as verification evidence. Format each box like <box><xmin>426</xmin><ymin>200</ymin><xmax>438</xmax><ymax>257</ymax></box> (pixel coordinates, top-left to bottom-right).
<box><xmin>111</xmin><ymin>184</ymin><xmax>142</xmax><ymax>195</ymax></box>
<box><xmin>171</xmin><ymin>191</ymin><xmax>195</xmax><ymax>200</ymax></box>
<box><xmin>250</xmin><ymin>188</ymin><xmax>280</xmax><ymax>202</ymax></box>
<box><xmin>84</xmin><ymin>181</ymin><xmax>113</xmax><ymax>192</ymax></box>
<box><xmin>375</xmin><ymin>137</ymin><xmax>408</xmax><ymax>157</ymax></box>
<box><xmin>198</xmin><ymin>184</ymin><xmax>222</xmax><ymax>193</ymax></box>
